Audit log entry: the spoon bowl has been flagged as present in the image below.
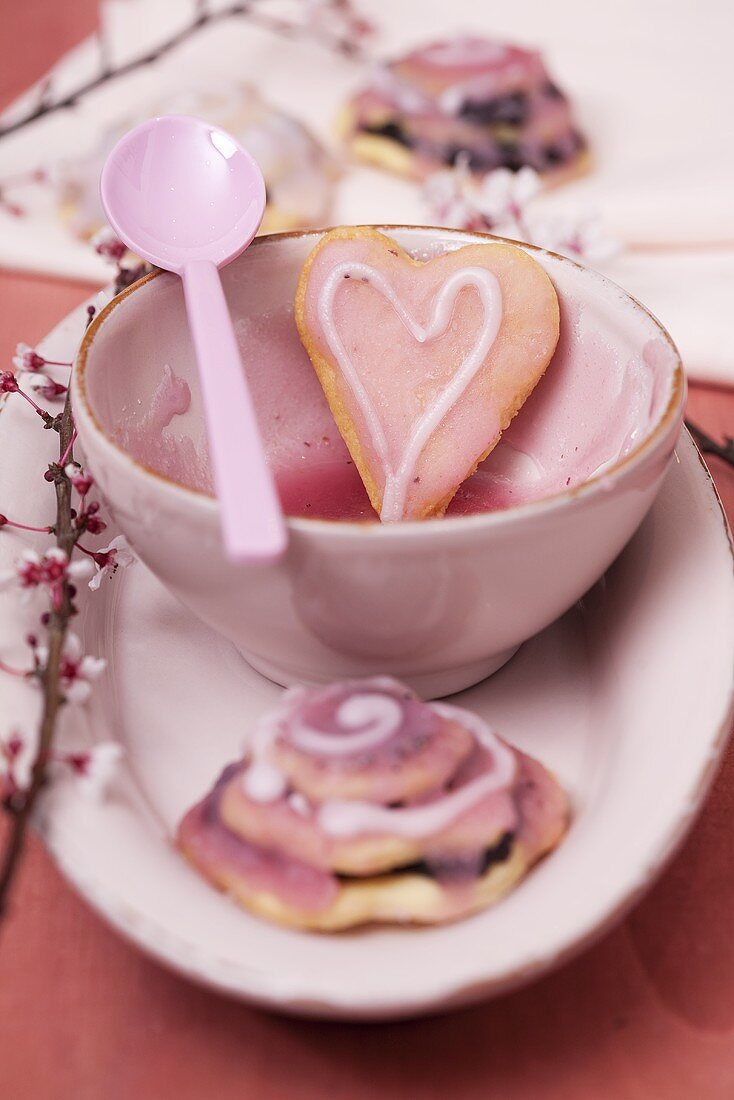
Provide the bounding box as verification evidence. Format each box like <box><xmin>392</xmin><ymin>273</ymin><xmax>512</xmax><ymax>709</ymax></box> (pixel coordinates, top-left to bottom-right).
<box><xmin>101</xmin><ymin>115</ymin><xmax>285</xmax><ymax>562</ymax></box>
<box><xmin>100</xmin><ymin>113</ymin><xmax>266</xmax><ymax>272</ymax></box>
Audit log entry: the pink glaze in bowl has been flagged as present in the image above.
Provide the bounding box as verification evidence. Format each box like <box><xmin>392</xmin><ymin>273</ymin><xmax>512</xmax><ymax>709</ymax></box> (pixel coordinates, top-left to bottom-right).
<box><xmin>71</xmin><ymin>226</ymin><xmax>685</xmax><ymax>697</ymax></box>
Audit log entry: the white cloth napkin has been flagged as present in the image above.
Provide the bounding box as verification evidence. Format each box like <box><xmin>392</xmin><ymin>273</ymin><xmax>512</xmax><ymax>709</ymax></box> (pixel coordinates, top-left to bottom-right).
<box><xmin>1</xmin><ymin>0</ymin><xmax>732</xmax><ymax>383</ymax></box>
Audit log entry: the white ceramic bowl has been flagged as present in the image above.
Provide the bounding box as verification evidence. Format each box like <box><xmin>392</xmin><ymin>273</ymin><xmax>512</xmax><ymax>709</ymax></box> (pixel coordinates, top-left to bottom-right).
<box><xmin>72</xmin><ymin>226</ymin><xmax>685</xmax><ymax>697</ymax></box>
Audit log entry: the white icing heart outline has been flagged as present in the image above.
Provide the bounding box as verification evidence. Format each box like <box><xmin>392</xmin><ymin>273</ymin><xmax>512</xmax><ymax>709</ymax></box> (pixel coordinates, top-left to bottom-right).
<box><xmin>318</xmin><ymin>261</ymin><xmax>503</xmax><ymax>521</ymax></box>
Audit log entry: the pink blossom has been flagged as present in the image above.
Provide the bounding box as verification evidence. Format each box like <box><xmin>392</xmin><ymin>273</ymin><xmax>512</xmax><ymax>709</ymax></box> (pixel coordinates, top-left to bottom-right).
<box><xmin>57</xmin><ymin>741</ymin><xmax>123</xmax><ymax>800</ymax></box>
<box><xmin>0</xmin><ymin>370</ymin><xmax>19</xmax><ymax>393</ymax></box>
<box><xmin>475</xmin><ymin>166</ymin><xmax>540</xmax><ymax>227</ymax></box>
<box><xmin>422</xmin><ymin>158</ymin><xmax>488</xmax><ymax>232</ymax></box>
<box><xmin>12</xmin><ymin>342</ymin><xmax>45</xmax><ymax>372</ymax></box>
<box><xmin>0</xmin><ymin>730</ymin><xmax>26</xmax><ymax>799</ymax></box>
<box><xmin>303</xmin><ymin>0</ymin><xmax>374</xmax><ymax>44</ymax></box>
<box><xmin>0</xmin><ymin>548</ymin><xmax>93</xmax><ymax>596</ymax></box>
<box><xmin>531</xmin><ymin>214</ymin><xmax>621</xmax><ymax>266</ymax></box>
<box><xmin>90</xmin><ymin>226</ymin><xmax>127</xmax><ymax>263</ymax></box>
<box><xmin>423</xmin><ymin>160</ymin><xmax>621</xmax><ymax>267</ymax></box>
<box><xmin>0</xmin><ymin>198</ymin><xmax>24</xmax><ymax>219</ymax></box>
<box><xmin>424</xmin><ymin>163</ymin><xmax>540</xmax><ymax>235</ymax></box>
<box><xmin>64</xmin><ymin>463</ymin><xmax>94</xmax><ymax>495</ymax></box>
<box><xmin>35</xmin><ymin>632</ymin><xmax>106</xmax><ymax>705</ymax></box>
<box><xmin>75</xmin><ymin>500</ymin><xmax>106</xmax><ymax>537</ymax></box>
<box><xmin>11</xmin><ymin>342</ymin><xmax>71</xmax><ymax>375</ymax></box>
<box><xmin>84</xmin><ymin>515</ymin><xmax>107</xmax><ymax>536</ymax></box>
<box><xmin>26</xmin><ymin>373</ymin><xmax>67</xmax><ymax>401</ymax></box>
<box><xmin>88</xmin><ymin>535</ymin><xmax>137</xmax><ymax>591</ymax></box>
<box><xmin>1</xmin><ymin>733</ymin><xmax>23</xmax><ymax>762</ymax></box>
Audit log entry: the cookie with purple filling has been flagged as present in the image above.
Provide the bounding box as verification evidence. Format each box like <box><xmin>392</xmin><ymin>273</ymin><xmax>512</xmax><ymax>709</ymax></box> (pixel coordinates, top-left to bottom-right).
<box><xmin>177</xmin><ymin>677</ymin><xmax>569</xmax><ymax>931</ymax></box>
<box><xmin>338</xmin><ymin>36</ymin><xmax>588</xmax><ymax>182</ymax></box>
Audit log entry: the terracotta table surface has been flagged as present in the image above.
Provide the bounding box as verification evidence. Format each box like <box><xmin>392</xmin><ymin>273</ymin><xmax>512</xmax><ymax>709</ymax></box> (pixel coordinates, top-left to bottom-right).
<box><xmin>3</xmin><ymin>6</ymin><xmax>734</xmax><ymax>1099</ymax></box>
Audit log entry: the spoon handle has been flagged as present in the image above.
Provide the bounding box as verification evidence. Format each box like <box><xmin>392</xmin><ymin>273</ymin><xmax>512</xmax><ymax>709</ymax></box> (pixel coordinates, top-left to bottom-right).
<box><xmin>182</xmin><ymin>260</ymin><xmax>286</xmax><ymax>562</ymax></box>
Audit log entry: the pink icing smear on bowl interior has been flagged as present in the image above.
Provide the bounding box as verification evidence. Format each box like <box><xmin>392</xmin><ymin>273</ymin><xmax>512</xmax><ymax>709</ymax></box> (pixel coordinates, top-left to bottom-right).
<box><xmin>106</xmin><ymin>233</ymin><xmax>676</xmax><ymax>521</ymax></box>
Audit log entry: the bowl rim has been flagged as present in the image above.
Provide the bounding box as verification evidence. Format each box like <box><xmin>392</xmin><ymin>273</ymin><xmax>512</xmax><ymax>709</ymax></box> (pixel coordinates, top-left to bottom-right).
<box><xmin>73</xmin><ymin>224</ymin><xmax>686</xmax><ymax>540</ymax></box>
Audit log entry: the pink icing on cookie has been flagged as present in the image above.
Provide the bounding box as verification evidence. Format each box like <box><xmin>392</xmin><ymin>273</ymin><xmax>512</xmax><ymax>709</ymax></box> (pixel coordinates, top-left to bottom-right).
<box><xmin>296</xmin><ymin>229</ymin><xmax>559</xmax><ymax>521</ymax></box>
<box><xmin>316</xmin><ymin>261</ymin><xmax>503</xmax><ymax>521</ymax></box>
<box><xmin>178</xmin><ymin>796</ymin><xmax>339</xmax><ymax>914</ymax></box>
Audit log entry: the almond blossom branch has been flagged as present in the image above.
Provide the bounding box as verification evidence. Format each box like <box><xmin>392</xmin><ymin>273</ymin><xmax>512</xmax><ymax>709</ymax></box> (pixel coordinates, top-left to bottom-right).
<box><xmin>0</xmin><ymin>0</ymin><xmax>373</xmax><ymax>143</ymax></box>
<box><xmin>0</xmin><ymin>399</ymin><xmax>76</xmax><ymax>918</ymax></box>
<box><xmin>423</xmin><ymin>160</ymin><xmax>620</xmax><ymax>267</ymax></box>
<box><xmin>0</xmin><ymin>323</ymin><xmax>103</xmax><ymax>920</ymax></box>
<box><xmin>0</xmin><ymin>296</ymin><xmax>136</xmax><ymax>920</ymax></box>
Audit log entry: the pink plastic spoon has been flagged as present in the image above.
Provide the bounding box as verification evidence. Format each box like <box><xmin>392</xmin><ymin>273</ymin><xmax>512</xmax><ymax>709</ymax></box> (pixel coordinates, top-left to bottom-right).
<box><xmin>100</xmin><ymin>114</ymin><xmax>286</xmax><ymax>562</ymax></box>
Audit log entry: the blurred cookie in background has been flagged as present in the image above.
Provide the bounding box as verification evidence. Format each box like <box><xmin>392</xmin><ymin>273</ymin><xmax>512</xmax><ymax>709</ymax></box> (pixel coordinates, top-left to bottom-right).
<box><xmin>52</xmin><ymin>82</ymin><xmax>339</xmax><ymax>241</ymax></box>
<box><xmin>339</xmin><ymin>36</ymin><xmax>588</xmax><ymax>183</ymax></box>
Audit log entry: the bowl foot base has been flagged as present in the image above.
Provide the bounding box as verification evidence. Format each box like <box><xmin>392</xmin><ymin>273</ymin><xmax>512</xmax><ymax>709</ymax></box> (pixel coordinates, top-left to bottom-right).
<box><xmin>237</xmin><ymin>646</ymin><xmax>521</xmax><ymax>700</ymax></box>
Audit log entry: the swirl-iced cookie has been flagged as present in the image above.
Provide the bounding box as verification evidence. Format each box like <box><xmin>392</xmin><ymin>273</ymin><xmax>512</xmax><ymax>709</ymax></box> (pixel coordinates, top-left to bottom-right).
<box><xmin>339</xmin><ymin>36</ymin><xmax>587</xmax><ymax>181</ymax></box>
<box><xmin>295</xmin><ymin>227</ymin><xmax>560</xmax><ymax>521</ymax></box>
<box><xmin>177</xmin><ymin>677</ymin><xmax>569</xmax><ymax>931</ymax></box>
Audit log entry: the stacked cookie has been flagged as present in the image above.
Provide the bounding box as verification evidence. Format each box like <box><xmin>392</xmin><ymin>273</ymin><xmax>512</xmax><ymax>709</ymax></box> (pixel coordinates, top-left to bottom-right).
<box><xmin>178</xmin><ymin>677</ymin><xmax>568</xmax><ymax>931</ymax></box>
<box><xmin>339</xmin><ymin>36</ymin><xmax>587</xmax><ymax>181</ymax></box>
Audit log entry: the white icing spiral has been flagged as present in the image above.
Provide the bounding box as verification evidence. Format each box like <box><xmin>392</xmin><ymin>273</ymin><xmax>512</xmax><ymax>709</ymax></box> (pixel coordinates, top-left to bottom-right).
<box><xmin>240</xmin><ymin>682</ymin><xmax>517</xmax><ymax>842</ymax></box>
<box><xmin>289</xmin><ymin>692</ymin><xmax>404</xmax><ymax>756</ymax></box>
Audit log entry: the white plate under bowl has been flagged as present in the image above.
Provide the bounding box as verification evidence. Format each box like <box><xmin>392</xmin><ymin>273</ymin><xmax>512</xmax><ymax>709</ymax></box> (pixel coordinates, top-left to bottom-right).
<box><xmin>1</xmin><ymin>304</ymin><xmax>733</xmax><ymax>1020</ymax></box>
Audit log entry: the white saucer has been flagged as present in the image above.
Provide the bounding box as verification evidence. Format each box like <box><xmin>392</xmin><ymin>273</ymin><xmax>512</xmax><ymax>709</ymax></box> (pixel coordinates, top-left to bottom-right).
<box><xmin>2</xmin><ymin>304</ymin><xmax>734</xmax><ymax>1020</ymax></box>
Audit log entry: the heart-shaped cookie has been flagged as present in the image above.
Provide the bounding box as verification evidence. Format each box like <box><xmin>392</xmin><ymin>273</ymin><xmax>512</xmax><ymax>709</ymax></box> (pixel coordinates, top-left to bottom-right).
<box><xmin>295</xmin><ymin>227</ymin><xmax>560</xmax><ymax>521</ymax></box>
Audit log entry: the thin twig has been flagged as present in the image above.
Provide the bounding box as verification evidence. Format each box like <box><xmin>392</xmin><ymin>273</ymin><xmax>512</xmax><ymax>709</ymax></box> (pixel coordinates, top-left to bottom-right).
<box><xmin>97</xmin><ymin>28</ymin><xmax>113</xmax><ymax>80</ymax></box>
<box><xmin>686</xmin><ymin>419</ymin><xmax>734</xmax><ymax>469</ymax></box>
<box><xmin>0</xmin><ymin>2</ymin><xmax>368</xmax><ymax>143</ymax></box>
<box><xmin>0</xmin><ymin>394</ymin><xmax>78</xmax><ymax>921</ymax></box>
